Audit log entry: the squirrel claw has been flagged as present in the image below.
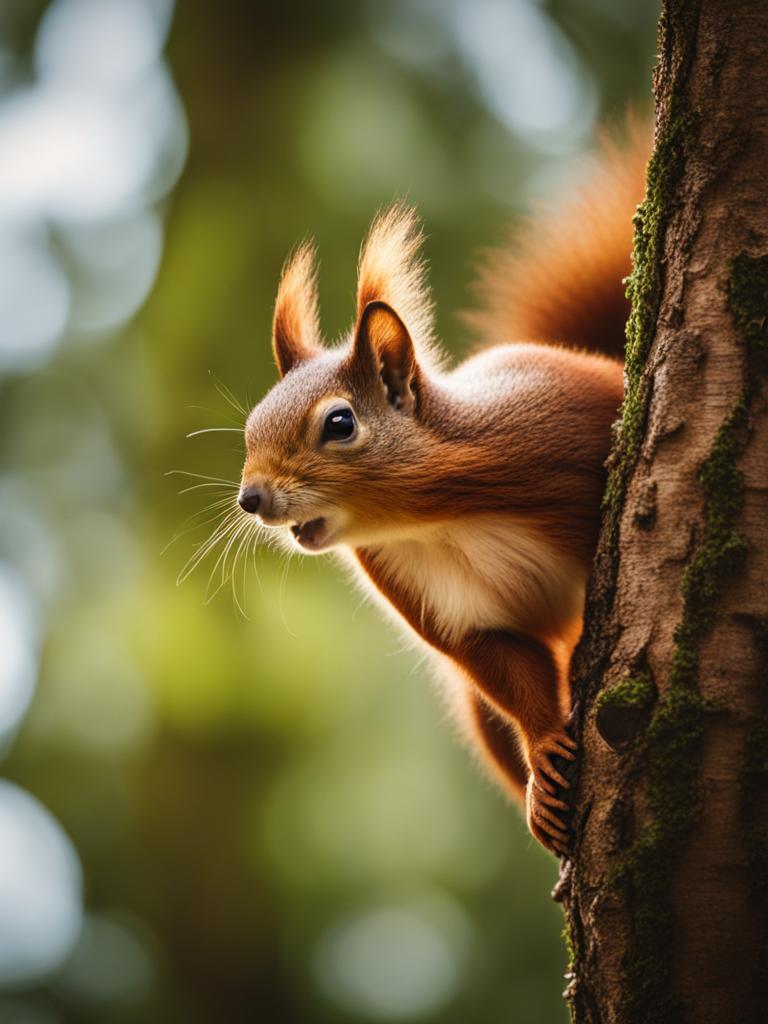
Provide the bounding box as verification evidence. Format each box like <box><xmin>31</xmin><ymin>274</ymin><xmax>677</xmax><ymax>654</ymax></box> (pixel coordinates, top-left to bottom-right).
<box><xmin>529</xmin><ymin>734</ymin><xmax>574</xmax><ymax>792</ymax></box>
<box><xmin>534</xmin><ymin>784</ymin><xmax>569</xmax><ymax>813</ymax></box>
<box><xmin>536</xmin><ymin>800</ymin><xmax>570</xmax><ymax>833</ymax></box>
<box><xmin>531</xmin><ymin>780</ymin><xmax>569</xmax><ymax>811</ymax></box>
<box><xmin>527</xmin><ymin>777</ymin><xmax>571</xmax><ymax>854</ymax></box>
<box><xmin>527</xmin><ymin>782</ymin><xmax>571</xmax><ymax>854</ymax></box>
<box><xmin>526</xmin><ymin>730</ymin><xmax>578</xmax><ymax>854</ymax></box>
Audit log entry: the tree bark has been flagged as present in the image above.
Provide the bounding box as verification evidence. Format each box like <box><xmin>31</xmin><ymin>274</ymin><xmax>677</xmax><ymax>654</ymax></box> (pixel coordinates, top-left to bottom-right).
<box><xmin>561</xmin><ymin>3</ymin><xmax>768</xmax><ymax>1023</ymax></box>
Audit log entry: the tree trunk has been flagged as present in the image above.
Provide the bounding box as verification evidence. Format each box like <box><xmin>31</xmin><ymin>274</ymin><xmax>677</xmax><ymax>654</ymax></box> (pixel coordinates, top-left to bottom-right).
<box><xmin>560</xmin><ymin>3</ymin><xmax>768</xmax><ymax>1023</ymax></box>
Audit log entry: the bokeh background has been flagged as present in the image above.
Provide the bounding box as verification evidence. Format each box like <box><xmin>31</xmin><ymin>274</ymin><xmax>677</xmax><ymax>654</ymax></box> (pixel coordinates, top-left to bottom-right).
<box><xmin>0</xmin><ymin>2</ymin><xmax>656</xmax><ymax>1021</ymax></box>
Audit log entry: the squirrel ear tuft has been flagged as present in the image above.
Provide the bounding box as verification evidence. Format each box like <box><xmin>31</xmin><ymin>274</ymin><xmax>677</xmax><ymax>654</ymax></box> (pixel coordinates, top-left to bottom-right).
<box><xmin>355</xmin><ymin>202</ymin><xmax>438</xmax><ymax>370</ymax></box>
<box><xmin>272</xmin><ymin>242</ymin><xmax>323</xmax><ymax>376</ymax></box>
<box><xmin>354</xmin><ymin>301</ymin><xmax>419</xmax><ymax>414</ymax></box>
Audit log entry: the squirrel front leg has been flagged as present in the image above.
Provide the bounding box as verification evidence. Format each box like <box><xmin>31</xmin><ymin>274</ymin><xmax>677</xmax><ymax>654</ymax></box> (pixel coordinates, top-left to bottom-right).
<box><xmin>453</xmin><ymin>630</ymin><xmax>576</xmax><ymax>855</ymax></box>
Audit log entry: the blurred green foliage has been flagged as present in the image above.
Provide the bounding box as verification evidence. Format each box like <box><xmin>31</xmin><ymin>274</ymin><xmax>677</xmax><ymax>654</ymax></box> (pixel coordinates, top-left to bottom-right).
<box><xmin>0</xmin><ymin>1</ymin><xmax>657</xmax><ymax>1021</ymax></box>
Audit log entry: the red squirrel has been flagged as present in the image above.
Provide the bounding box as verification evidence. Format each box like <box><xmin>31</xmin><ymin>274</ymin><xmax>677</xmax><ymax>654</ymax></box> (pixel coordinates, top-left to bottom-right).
<box><xmin>236</xmin><ymin>127</ymin><xmax>649</xmax><ymax>855</ymax></box>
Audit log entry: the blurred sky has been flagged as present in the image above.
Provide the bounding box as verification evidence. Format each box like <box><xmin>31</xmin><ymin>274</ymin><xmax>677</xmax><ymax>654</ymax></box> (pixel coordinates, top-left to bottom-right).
<box><xmin>0</xmin><ymin>2</ymin><xmax>657</xmax><ymax>1022</ymax></box>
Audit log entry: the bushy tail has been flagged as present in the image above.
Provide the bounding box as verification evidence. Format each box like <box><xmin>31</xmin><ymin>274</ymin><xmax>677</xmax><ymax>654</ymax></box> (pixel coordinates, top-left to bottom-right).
<box><xmin>468</xmin><ymin>118</ymin><xmax>652</xmax><ymax>359</ymax></box>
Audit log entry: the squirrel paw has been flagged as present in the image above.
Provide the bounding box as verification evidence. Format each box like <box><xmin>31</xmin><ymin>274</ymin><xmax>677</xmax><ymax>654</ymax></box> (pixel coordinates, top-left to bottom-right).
<box><xmin>527</xmin><ymin>779</ymin><xmax>571</xmax><ymax>855</ymax></box>
<box><xmin>526</xmin><ymin>731</ymin><xmax>577</xmax><ymax>856</ymax></box>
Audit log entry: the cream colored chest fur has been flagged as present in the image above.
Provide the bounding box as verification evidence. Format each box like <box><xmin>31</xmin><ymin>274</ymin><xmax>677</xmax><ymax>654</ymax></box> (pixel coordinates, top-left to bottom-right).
<box><xmin>373</xmin><ymin>515</ymin><xmax>585</xmax><ymax>645</ymax></box>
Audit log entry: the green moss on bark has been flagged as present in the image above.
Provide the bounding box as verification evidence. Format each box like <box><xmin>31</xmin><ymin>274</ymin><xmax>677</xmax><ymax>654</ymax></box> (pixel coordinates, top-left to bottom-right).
<box><xmin>595</xmin><ymin>671</ymin><xmax>655</xmax><ymax>711</ymax></box>
<box><xmin>726</xmin><ymin>254</ymin><xmax>768</xmax><ymax>369</ymax></box>
<box><xmin>672</xmin><ymin>394</ymin><xmax>749</xmax><ymax>678</ymax></box>
<box><xmin>562</xmin><ymin>919</ymin><xmax>577</xmax><ymax>971</ymax></box>
<box><xmin>602</xmin><ymin>105</ymin><xmax>693</xmax><ymax>529</ymax></box>
<box><xmin>595</xmin><ymin>670</ymin><xmax>657</xmax><ymax>749</ymax></box>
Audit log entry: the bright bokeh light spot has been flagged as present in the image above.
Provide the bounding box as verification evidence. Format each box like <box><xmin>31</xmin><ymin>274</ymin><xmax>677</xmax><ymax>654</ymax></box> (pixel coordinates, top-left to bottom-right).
<box><xmin>65</xmin><ymin>210</ymin><xmax>163</xmax><ymax>333</ymax></box>
<box><xmin>0</xmin><ymin>0</ymin><xmax>185</xmax><ymax>367</ymax></box>
<box><xmin>453</xmin><ymin>0</ymin><xmax>597</xmax><ymax>153</ymax></box>
<box><xmin>0</xmin><ymin>83</ymin><xmax>162</xmax><ymax>223</ymax></box>
<box><xmin>313</xmin><ymin>891</ymin><xmax>472</xmax><ymax>1020</ymax></box>
<box><xmin>0</xmin><ymin>228</ymin><xmax>70</xmax><ymax>371</ymax></box>
<box><xmin>131</xmin><ymin>62</ymin><xmax>188</xmax><ymax>207</ymax></box>
<box><xmin>34</xmin><ymin>0</ymin><xmax>173</xmax><ymax>88</ymax></box>
<box><xmin>0</xmin><ymin>564</ymin><xmax>39</xmax><ymax>749</ymax></box>
<box><xmin>0</xmin><ymin>781</ymin><xmax>83</xmax><ymax>985</ymax></box>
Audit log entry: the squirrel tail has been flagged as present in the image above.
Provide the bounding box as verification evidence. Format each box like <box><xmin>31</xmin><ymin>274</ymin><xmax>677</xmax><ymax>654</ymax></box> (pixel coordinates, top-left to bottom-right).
<box><xmin>467</xmin><ymin>116</ymin><xmax>652</xmax><ymax>360</ymax></box>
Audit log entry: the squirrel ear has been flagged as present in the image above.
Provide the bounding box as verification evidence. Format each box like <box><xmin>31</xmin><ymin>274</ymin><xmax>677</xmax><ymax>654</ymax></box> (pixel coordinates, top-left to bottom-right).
<box><xmin>272</xmin><ymin>242</ymin><xmax>323</xmax><ymax>377</ymax></box>
<box><xmin>354</xmin><ymin>301</ymin><xmax>419</xmax><ymax>413</ymax></box>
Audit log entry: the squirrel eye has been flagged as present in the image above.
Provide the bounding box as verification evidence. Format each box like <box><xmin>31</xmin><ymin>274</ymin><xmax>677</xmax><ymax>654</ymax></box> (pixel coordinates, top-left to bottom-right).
<box><xmin>322</xmin><ymin>407</ymin><xmax>356</xmax><ymax>442</ymax></box>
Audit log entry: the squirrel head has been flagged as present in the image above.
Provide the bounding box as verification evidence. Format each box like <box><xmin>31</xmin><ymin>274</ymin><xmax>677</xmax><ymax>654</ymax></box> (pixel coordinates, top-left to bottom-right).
<box><xmin>240</xmin><ymin>203</ymin><xmax>442</xmax><ymax>554</ymax></box>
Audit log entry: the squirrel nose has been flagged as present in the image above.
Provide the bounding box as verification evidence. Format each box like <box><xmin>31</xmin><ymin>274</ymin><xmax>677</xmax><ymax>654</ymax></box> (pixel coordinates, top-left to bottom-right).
<box><xmin>238</xmin><ymin>484</ymin><xmax>263</xmax><ymax>514</ymax></box>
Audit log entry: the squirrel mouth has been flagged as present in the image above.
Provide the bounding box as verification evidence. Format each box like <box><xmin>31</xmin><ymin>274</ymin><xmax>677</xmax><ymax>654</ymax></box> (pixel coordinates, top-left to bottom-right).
<box><xmin>290</xmin><ymin>517</ymin><xmax>329</xmax><ymax>550</ymax></box>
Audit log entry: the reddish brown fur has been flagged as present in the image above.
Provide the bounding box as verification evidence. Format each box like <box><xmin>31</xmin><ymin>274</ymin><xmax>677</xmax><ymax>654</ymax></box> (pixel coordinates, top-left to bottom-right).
<box><xmin>467</xmin><ymin>117</ymin><xmax>651</xmax><ymax>358</ymax></box>
<box><xmin>272</xmin><ymin>242</ymin><xmax>323</xmax><ymax>376</ymax></box>
<box><xmin>241</xmin><ymin>129</ymin><xmax>648</xmax><ymax>854</ymax></box>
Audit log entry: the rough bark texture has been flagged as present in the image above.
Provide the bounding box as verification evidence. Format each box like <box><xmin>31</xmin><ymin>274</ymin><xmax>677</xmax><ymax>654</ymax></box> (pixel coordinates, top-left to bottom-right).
<box><xmin>561</xmin><ymin>3</ymin><xmax>768</xmax><ymax>1023</ymax></box>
